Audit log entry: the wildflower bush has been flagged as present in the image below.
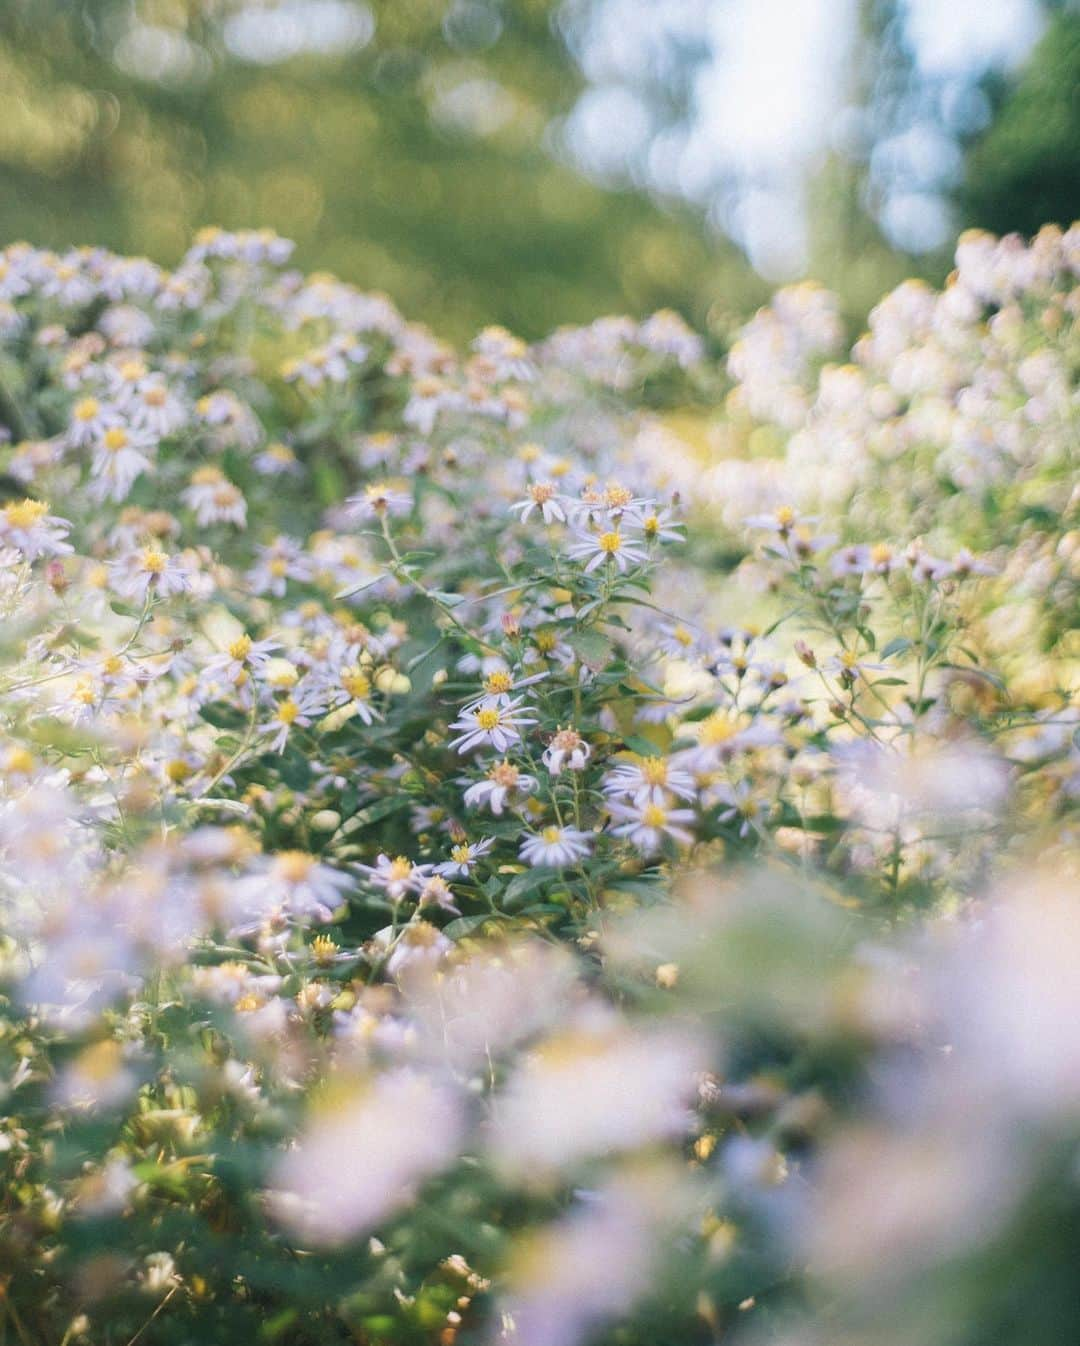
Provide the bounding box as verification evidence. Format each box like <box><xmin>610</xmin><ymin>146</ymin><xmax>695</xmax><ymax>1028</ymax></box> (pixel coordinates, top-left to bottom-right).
<box><xmin>0</xmin><ymin>223</ymin><xmax>1077</xmax><ymax>1346</ymax></box>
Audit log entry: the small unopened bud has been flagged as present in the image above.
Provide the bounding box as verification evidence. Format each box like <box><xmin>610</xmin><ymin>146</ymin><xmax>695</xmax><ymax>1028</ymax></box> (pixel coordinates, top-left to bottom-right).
<box><xmin>501</xmin><ymin>612</ymin><xmax>521</xmax><ymax>637</ymax></box>
<box><xmin>45</xmin><ymin>559</ymin><xmax>68</xmax><ymax>593</ymax></box>
<box><xmin>794</xmin><ymin>640</ymin><xmax>816</xmax><ymax>669</ymax></box>
<box><xmin>655</xmin><ymin>962</ymin><xmax>679</xmax><ymax>989</ymax></box>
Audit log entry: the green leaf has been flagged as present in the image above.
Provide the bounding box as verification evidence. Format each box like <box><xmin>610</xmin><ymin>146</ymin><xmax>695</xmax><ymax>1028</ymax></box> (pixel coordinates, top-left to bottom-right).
<box><xmin>567</xmin><ymin>627</ymin><xmax>613</xmax><ymax>672</ymax></box>
<box><xmin>443</xmin><ymin>913</ymin><xmax>495</xmax><ymax>939</ymax></box>
<box><xmin>622</xmin><ymin>734</ymin><xmax>663</xmax><ymax>757</ymax></box>
<box><xmin>353</xmin><ymin>794</ymin><xmax>413</xmax><ymax>826</ymax></box>
<box><xmin>430</xmin><ymin>590</ymin><xmax>467</xmax><ymax>608</ymax></box>
<box><xmin>501</xmin><ymin>868</ymin><xmax>557</xmax><ymax>907</ymax></box>
<box><xmin>880</xmin><ymin>636</ymin><xmax>914</xmax><ymax>660</ymax></box>
<box><xmin>335</xmin><ymin>572</ymin><xmax>385</xmax><ymax>600</ymax></box>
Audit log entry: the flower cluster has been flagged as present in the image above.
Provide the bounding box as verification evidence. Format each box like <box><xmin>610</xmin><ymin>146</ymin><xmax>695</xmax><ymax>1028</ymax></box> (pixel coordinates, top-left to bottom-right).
<box><xmin>0</xmin><ymin>224</ymin><xmax>1076</xmax><ymax>1346</ymax></box>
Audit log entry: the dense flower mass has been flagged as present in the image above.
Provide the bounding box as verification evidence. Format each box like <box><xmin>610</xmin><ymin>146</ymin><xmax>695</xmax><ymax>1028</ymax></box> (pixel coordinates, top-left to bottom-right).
<box><xmin>0</xmin><ymin>224</ymin><xmax>1077</xmax><ymax>1345</ymax></box>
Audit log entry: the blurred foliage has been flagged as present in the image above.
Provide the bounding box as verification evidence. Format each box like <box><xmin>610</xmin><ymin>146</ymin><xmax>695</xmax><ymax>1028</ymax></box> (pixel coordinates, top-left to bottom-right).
<box><xmin>0</xmin><ymin>0</ymin><xmax>767</xmax><ymax>341</ymax></box>
<box><xmin>0</xmin><ymin>0</ymin><xmax>1076</xmax><ymax>345</ymax></box>
<box><xmin>964</xmin><ymin>11</ymin><xmax>1080</xmax><ymax>239</ymax></box>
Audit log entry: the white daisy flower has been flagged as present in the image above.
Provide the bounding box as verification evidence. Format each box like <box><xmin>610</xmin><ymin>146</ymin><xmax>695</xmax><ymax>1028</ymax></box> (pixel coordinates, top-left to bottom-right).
<box><xmin>566</xmin><ymin>525</ymin><xmax>648</xmax><ymax>574</ymax></box>
<box><xmin>357</xmin><ymin>854</ymin><xmax>433</xmax><ymax>903</ymax></box>
<box><xmin>602</xmin><ymin>756</ymin><xmax>697</xmax><ymax>805</ymax></box>
<box><xmin>108</xmin><ymin>547</ymin><xmax>192</xmax><ymax>603</ymax></box>
<box><xmin>541</xmin><ymin>727</ymin><xmax>591</xmax><ymax>775</ymax></box>
<box><xmin>951</xmin><ymin>548</ymin><xmax>996</xmax><ymax>577</ymax></box>
<box><xmin>232</xmin><ymin>851</ymin><xmax>352</xmax><ymax>929</ymax></box>
<box><xmin>129</xmin><ymin>373</ymin><xmax>188</xmax><ymax>438</ymax></box>
<box><xmin>382</xmin><ymin>921</ymin><xmax>452</xmax><ymax>979</ymax></box>
<box><xmin>346</xmin><ymin>482</ymin><xmax>412</xmax><ymax>522</ymax></box>
<box><xmin>744</xmin><ymin>505</ymin><xmax>815</xmax><ymax>535</ymax></box>
<box><xmin>435</xmin><ymin>837</ymin><xmax>494</xmax><ymax>878</ymax></box>
<box><xmin>711</xmin><ymin>780</ymin><xmax>765</xmax><ymax>838</ymax></box>
<box><xmin>417</xmin><ymin>875</ymin><xmax>460</xmax><ymax>914</ymax></box>
<box><xmin>257</xmin><ymin>686</ymin><xmax>324</xmax><ymax>754</ymax></box>
<box><xmin>311</xmin><ymin>662</ymin><xmax>382</xmax><ymax>725</ymax></box>
<box><xmin>469</xmin><ymin>666</ymin><xmax>549</xmax><ymax>704</ymax></box>
<box><xmin>90</xmin><ymin>424</ymin><xmax>156</xmax><ymax>502</ymax></box>
<box><xmin>907</xmin><ymin>548</ymin><xmax>953</xmax><ymax>583</ymax></box>
<box><xmin>248</xmin><ymin>537</ymin><xmax>313</xmax><ymax>597</ymax></box>
<box><xmin>462</xmin><ymin>760</ymin><xmax>537</xmax><ymax>816</ymax></box>
<box><xmin>824</xmin><ymin>649</ymin><xmax>888</xmax><ymax>684</ymax></box>
<box><xmin>203</xmin><ymin>633</ymin><xmax>280</xmax><ymax>685</ymax></box>
<box><xmin>519</xmin><ymin>825</ymin><xmax>593</xmax><ymax>868</ymax></box>
<box><xmin>196</xmin><ymin>390</ymin><xmax>261</xmax><ymax>449</ymax></box>
<box><xmin>607</xmin><ymin>797</ymin><xmax>695</xmax><ymax>853</ymax></box>
<box><xmin>67</xmin><ymin>395</ymin><xmax>121</xmax><ymax>448</ymax></box>
<box><xmin>181</xmin><ymin>466</ymin><xmax>248</xmax><ymax>528</ymax></box>
<box><xmin>0</xmin><ymin>499</ymin><xmax>72</xmax><ymax>560</ymax></box>
<box><xmin>449</xmin><ymin>696</ymin><xmax>537</xmax><ymax>754</ymax></box>
<box><xmin>253</xmin><ymin>442</ymin><xmax>303</xmax><ymax>476</ymax></box>
<box><xmin>627</xmin><ymin>502</ymin><xmax>685</xmax><ymax>544</ymax></box>
<box><xmin>509</xmin><ymin>482</ymin><xmax>567</xmax><ymax>524</ymax></box>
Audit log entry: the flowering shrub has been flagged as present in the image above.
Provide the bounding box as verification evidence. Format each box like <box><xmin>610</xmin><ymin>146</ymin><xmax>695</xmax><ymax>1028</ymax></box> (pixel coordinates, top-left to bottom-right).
<box><xmin>0</xmin><ymin>224</ymin><xmax>1077</xmax><ymax>1345</ymax></box>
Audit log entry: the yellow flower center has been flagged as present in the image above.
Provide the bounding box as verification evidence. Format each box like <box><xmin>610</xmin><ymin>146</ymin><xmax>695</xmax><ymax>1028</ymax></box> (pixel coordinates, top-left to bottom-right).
<box><xmin>698</xmin><ymin>712</ymin><xmax>741</xmax><ymax>746</ymax></box>
<box><xmin>228</xmin><ymin>635</ymin><xmax>253</xmax><ymax>661</ymax></box>
<box><xmin>141</xmin><ymin>548</ymin><xmax>167</xmax><ymax>574</ymax></box>
<box><xmin>451</xmin><ymin>845</ymin><xmax>471</xmax><ymax>864</ymax></box>
<box><xmin>74</xmin><ymin>397</ymin><xmax>99</xmax><ymax>421</ymax></box>
<box><xmin>476</xmin><ymin>707</ymin><xmax>501</xmax><ymax>731</ymax></box>
<box><xmin>490</xmin><ymin>761</ymin><xmax>519</xmax><ymax>787</ymax></box>
<box><xmin>640</xmin><ymin>757</ymin><xmax>669</xmax><ymax>786</ymax></box>
<box><xmin>275</xmin><ymin>850</ymin><xmax>314</xmax><ymax>883</ymax></box>
<box><xmin>74</xmin><ymin>1040</ymin><xmax>124</xmax><ymax>1083</ymax></box>
<box><xmin>388</xmin><ymin>857</ymin><xmax>413</xmax><ymax>881</ymax></box>
<box><xmin>541</xmin><ymin>826</ymin><xmax>562</xmax><ymax>844</ymax></box>
<box><xmin>341</xmin><ymin>668</ymin><xmax>371</xmax><ymax>699</ymax></box>
<box><xmin>4</xmin><ymin>498</ymin><xmax>48</xmax><ymax>529</ymax></box>
<box><xmin>641</xmin><ymin>803</ymin><xmax>667</xmax><ymax>828</ymax></box>
<box><xmin>73</xmin><ymin>676</ymin><xmax>97</xmax><ymax>705</ymax></box>
<box><xmin>103</xmin><ymin>426</ymin><xmax>129</xmax><ymax>452</ymax></box>
<box><xmin>775</xmin><ymin>505</ymin><xmax>795</xmax><ymax>529</ymax></box>
<box><xmin>4</xmin><ymin>747</ymin><xmax>35</xmax><ymax>775</ymax></box>
<box><xmin>311</xmin><ymin>935</ymin><xmax>339</xmax><ymax>962</ymax></box>
<box><xmin>598</xmin><ymin>531</ymin><xmax>622</xmax><ymax>554</ymax></box>
<box><xmin>484</xmin><ymin>671</ymin><xmax>513</xmax><ymax>694</ymax></box>
<box><xmin>192</xmin><ymin>465</ymin><xmax>223</xmax><ymax>485</ymax></box>
<box><xmin>276</xmin><ymin>698</ymin><xmax>299</xmax><ymax>725</ymax></box>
